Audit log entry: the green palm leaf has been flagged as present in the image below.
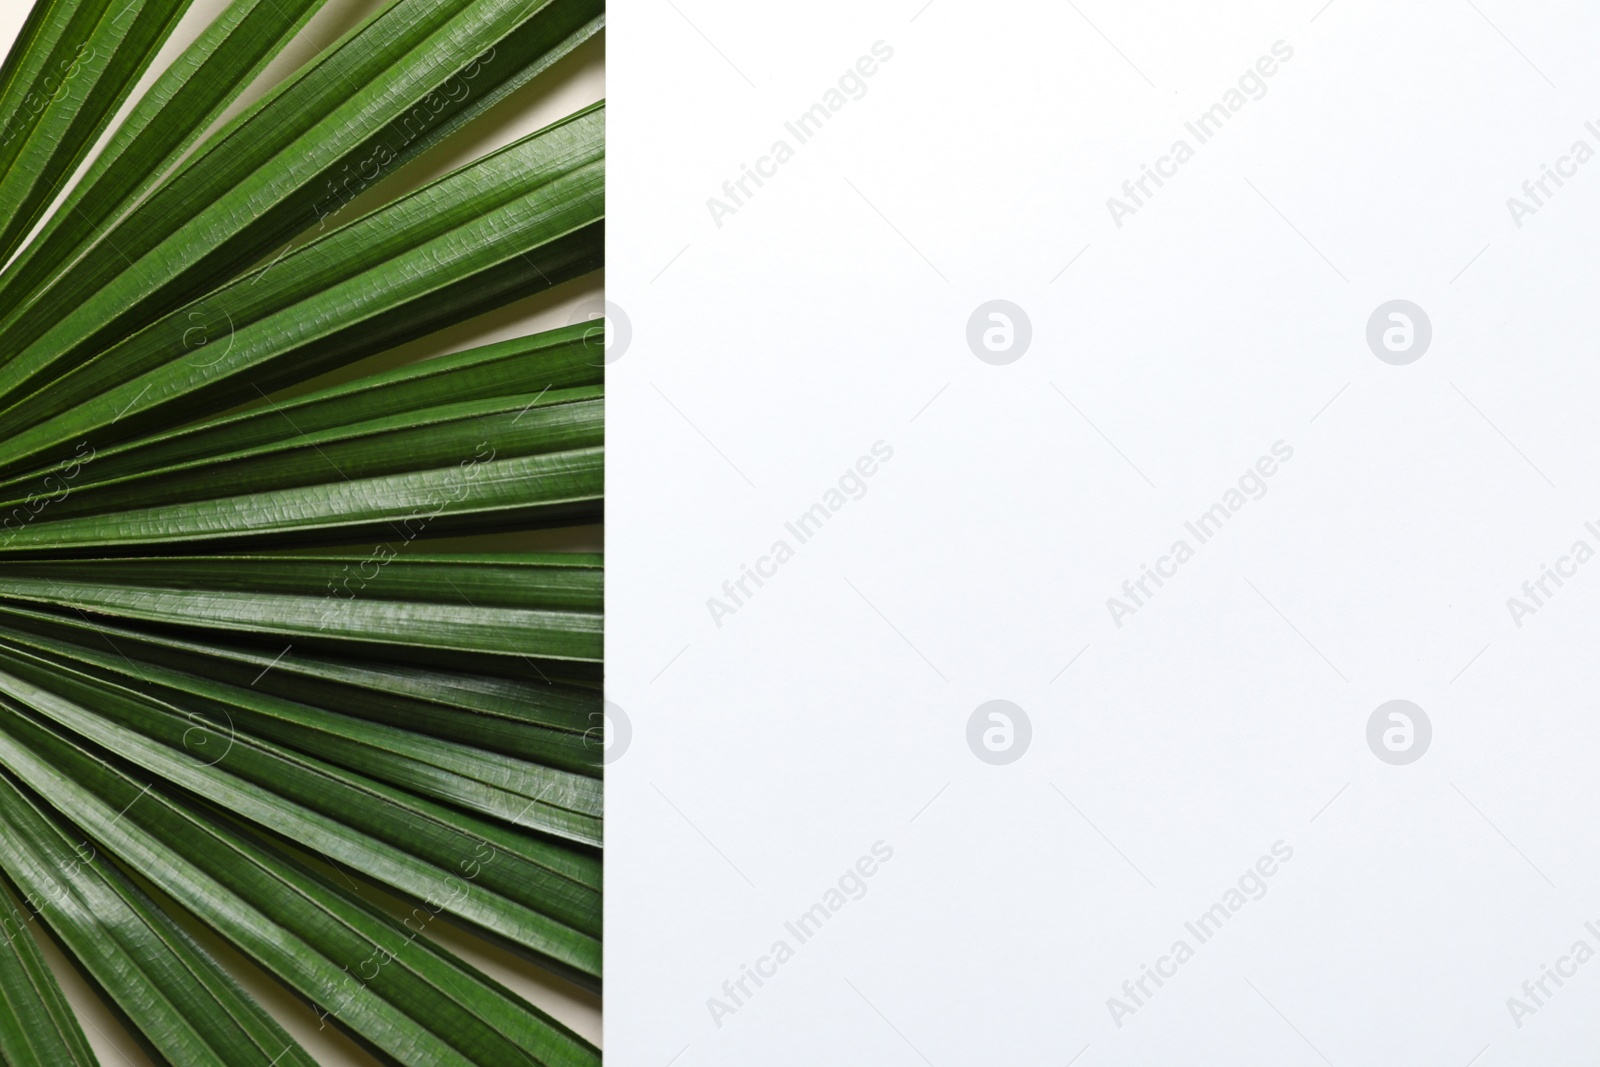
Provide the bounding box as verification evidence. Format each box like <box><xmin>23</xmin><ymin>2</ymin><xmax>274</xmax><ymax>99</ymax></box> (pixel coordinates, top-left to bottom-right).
<box><xmin>0</xmin><ymin>100</ymin><xmax>606</xmax><ymax>471</ymax></box>
<box><xmin>10</xmin><ymin>321</ymin><xmax>603</xmax><ymax>488</ymax></box>
<box><xmin>0</xmin><ymin>769</ymin><xmax>320</xmax><ymax>1066</ymax></box>
<box><xmin>0</xmin><ymin>0</ymin><xmax>605</xmax><ymax>1060</ymax></box>
<box><xmin>0</xmin><ymin>0</ymin><xmax>196</xmax><ymax>267</ymax></box>
<box><xmin>0</xmin><ymin>0</ymin><xmax>327</xmax><ymax>319</ymax></box>
<box><xmin>0</xmin><ymin>878</ymin><xmax>96</xmax><ymax>1066</ymax></box>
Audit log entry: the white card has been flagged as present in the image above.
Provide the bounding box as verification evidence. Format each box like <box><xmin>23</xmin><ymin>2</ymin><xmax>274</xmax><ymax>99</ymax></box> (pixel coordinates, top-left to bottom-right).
<box><xmin>610</xmin><ymin>2</ymin><xmax>1600</xmax><ymax>1062</ymax></box>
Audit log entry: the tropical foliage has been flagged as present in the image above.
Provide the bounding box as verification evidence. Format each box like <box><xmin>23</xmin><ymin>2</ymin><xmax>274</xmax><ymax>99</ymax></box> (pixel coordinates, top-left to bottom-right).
<box><xmin>0</xmin><ymin>0</ymin><xmax>604</xmax><ymax>1063</ymax></box>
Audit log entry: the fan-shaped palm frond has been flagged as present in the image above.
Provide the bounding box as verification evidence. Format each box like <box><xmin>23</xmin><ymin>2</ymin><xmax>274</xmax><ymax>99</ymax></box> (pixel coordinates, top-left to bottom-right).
<box><xmin>0</xmin><ymin>0</ymin><xmax>604</xmax><ymax>1062</ymax></box>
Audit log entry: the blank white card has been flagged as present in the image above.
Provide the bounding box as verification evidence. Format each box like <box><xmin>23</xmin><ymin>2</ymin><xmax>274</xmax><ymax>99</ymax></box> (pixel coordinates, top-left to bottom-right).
<box><xmin>610</xmin><ymin>3</ymin><xmax>1600</xmax><ymax>1063</ymax></box>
